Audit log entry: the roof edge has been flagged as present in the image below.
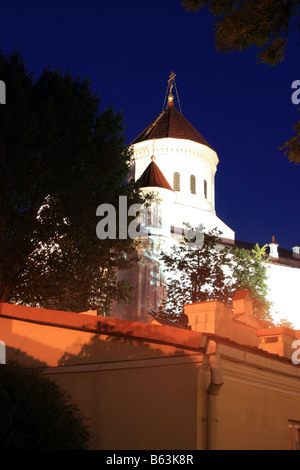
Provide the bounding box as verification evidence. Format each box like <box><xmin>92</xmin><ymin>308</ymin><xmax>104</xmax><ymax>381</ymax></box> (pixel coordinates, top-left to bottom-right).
<box><xmin>0</xmin><ymin>302</ymin><xmax>205</xmax><ymax>352</ymax></box>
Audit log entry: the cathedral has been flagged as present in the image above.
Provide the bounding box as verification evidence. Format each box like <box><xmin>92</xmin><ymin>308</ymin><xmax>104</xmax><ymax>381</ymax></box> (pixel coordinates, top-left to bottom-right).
<box><xmin>111</xmin><ymin>74</ymin><xmax>300</xmax><ymax>328</ymax></box>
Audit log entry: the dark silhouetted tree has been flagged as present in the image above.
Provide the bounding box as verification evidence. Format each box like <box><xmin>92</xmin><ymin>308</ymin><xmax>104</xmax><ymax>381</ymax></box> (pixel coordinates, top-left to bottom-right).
<box><xmin>182</xmin><ymin>0</ymin><xmax>300</xmax><ymax>164</ymax></box>
<box><xmin>0</xmin><ymin>361</ymin><xmax>90</xmax><ymax>450</ymax></box>
<box><xmin>0</xmin><ymin>50</ymin><xmax>143</xmax><ymax>314</ymax></box>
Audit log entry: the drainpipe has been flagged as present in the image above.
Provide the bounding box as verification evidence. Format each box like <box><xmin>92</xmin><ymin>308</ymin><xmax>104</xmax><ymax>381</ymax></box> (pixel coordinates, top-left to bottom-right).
<box><xmin>206</xmin><ymin>340</ymin><xmax>224</xmax><ymax>450</ymax></box>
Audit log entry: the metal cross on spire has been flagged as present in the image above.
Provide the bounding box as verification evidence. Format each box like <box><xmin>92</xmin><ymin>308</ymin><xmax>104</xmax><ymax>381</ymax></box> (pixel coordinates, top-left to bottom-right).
<box><xmin>168</xmin><ymin>72</ymin><xmax>176</xmax><ymax>98</ymax></box>
<box><xmin>163</xmin><ymin>72</ymin><xmax>182</xmax><ymax>113</ymax></box>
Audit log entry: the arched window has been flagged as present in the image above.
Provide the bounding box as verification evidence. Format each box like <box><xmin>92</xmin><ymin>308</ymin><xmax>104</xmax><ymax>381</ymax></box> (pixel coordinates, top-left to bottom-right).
<box><xmin>152</xmin><ymin>201</ymin><xmax>162</xmax><ymax>228</ymax></box>
<box><xmin>190</xmin><ymin>175</ymin><xmax>196</xmax><ymax>194</ymax></box>
<box><xmin>204</xmin><ymin>179</ymin><xmax>208</xmax><ymax>199</ymax></box>
<box><xmin>173</xmin><ymin>172</ymin><xmax>180</xmax><ymax>192</ymax></box>
<box><xmin>144</xmin><ymin>201</ymin><xmax>162</xmax><ymax>229</ymax></box>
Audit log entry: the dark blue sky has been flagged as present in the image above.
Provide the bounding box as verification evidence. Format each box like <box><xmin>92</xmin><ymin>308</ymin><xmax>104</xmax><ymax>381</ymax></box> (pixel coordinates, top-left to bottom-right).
<box><xmin>1</xmin><ymin>0</ymin><xmax>299</xmax><ymax>249</ymax></box>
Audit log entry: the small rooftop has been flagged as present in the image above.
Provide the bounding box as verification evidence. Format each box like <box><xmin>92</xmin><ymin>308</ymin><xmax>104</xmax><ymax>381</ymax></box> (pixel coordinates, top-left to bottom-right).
<box><xmin>138</xmin><ymin>158</ymin><xmax>173</xmax><ymax>191</ymax></box>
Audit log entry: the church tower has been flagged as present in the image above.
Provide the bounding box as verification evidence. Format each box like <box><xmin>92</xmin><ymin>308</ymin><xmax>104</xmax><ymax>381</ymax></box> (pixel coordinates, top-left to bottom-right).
<box><xmin>129</xmin><ymin>73</ymin><xmax>234</xmax><ymax>241</ymax></box>
<box><xmin>111</xmin><ymin>73</ymin><xmax>235</xmax><ymax>322</ymax></box>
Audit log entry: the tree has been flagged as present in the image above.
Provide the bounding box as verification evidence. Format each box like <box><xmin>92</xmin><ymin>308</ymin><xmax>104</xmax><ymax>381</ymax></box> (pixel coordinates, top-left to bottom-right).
<box><xmin>151</xmin><ymin>225</ymin><xmax>274</xmax><ymax>328</ymax></box>
<box><xmin>0</xmin><ymin>50</ymin><xmax>142</xmax><ymax>313</ymax></box>
<box><xmin>0</xmin><ymin>361</ymin><xmax>90</xmax><ymax>450</ymax></box>
<box><xmin>281</xmin><ymin>120</ymin><xmax>300</xmax><ymax>164</ymax></box>
<box><xmin>182</xmin><ymin>0</ymin><xmax>300</xmax><ymax>163</ymax></box>
<box><xmin>276</xmin><ymin>317</ymin><xmax>295</xmax><ymax>328</ymax></box>
<box><xmin>231</xmin><ymin>243</ymin><xmax>274</xmax><ymax>327</ymax></box>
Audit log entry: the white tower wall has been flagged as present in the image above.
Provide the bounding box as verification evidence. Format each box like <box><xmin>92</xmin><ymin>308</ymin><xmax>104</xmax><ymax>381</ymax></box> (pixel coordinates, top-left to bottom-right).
<box><xmin>131</xmin><ymin>137</ymin><xmax>235</xmax><ymax>241</ymax></box>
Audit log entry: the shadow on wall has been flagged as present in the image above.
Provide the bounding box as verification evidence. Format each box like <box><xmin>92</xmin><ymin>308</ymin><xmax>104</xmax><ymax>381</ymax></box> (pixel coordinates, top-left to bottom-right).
<box><xmin>3</xmin><ymin>309</ymin><xmax>196</xmax><ymax>368</ymax></box>
<box><xmin>53</xmin><ymin>328</ymin><xmax>208</xmax><ymax>451</ymax></box>
<box><xmin>57</xmin><ymin>328</ymin><xmax>187</xmax><ymax>366</ymax></box>
<box><xmin>6</xmin><ymin>346</ymin><xmax>48</xmax><ymax>368</ymax></box>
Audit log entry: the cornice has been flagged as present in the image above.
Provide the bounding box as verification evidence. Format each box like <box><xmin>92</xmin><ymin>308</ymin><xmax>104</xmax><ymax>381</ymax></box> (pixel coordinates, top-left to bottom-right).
<box><xmin>130</xmin><ymin>138</ymin><xmax>219</xmax><ymax>169</ymax></box>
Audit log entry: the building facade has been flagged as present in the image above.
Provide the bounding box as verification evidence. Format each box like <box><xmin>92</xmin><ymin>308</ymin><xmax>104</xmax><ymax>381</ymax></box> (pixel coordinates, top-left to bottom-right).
<box><xmin>111</xmin><ymin>75</ymin><xmax>300</xmax><ymax>328</ymax></box>
<box><xmin>1</xmin><ymin>293</ymin><xmax>300</xmax><ymax>450</ymax></box>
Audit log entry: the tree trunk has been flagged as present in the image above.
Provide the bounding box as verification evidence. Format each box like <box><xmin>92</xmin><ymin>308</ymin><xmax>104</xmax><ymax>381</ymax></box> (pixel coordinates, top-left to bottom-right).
<box><xmin>0</xmin><ymin>282</ymin><xmax>12</xmax><ymax>303</ymax></box>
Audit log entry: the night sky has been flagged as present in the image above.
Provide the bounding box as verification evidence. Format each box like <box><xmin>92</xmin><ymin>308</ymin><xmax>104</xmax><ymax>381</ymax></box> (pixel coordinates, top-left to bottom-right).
<box><xmin>1</xmin><ymin>0</ymin><xmax>299</xmax><ymax>250</ymax></box>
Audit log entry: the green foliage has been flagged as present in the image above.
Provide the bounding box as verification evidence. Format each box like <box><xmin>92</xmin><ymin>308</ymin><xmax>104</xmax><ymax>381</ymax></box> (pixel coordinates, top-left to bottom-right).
<box><xmin>161</xmin><ymin>226</ymin><xmax>233</xmax><ymax>310</ymax></box>
<box><xmin>0</xmin><ymin>50</ymin><xmax>142</xmax><ymax>313</ymax></box>
<box><xmin>152</xmin><ymin>225</ymin><xmax>274</xmax><ymax>328</ymax></box>
<box><xmin>231</xmin><ymin>243</ymin><xmax>274</xmax><ymax>327</ymax></box>
<box><xmin>0</xmin><ymin>361</ymin><xmax>90</xmax><ymax>450</ymax></box>
<box><xmin>182</xmin><ymin>0</ymin><xmax>300</xmax><ymax>163</ymax></box>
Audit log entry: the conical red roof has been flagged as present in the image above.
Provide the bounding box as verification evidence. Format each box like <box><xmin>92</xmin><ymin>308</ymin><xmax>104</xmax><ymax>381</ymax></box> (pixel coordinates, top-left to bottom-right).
<box><xmin>138</xmin><ymin>160</ymin><xmax>173</xmax><ymax>191</ymax></box>
<box><xmin>131</xmin><ymin>102</ymin><xmax>214</xmax><ymax>150</ymax></box>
